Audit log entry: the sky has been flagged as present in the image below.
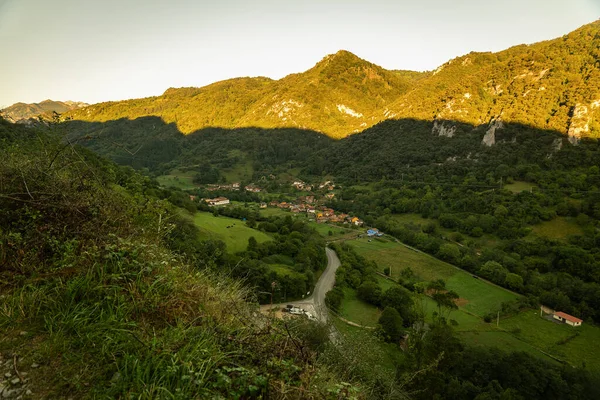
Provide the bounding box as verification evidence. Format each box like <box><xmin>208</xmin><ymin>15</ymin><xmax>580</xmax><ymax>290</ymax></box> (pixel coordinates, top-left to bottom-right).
<box><xmin>0</xmin><ymin>0</ymin><xmax>598</xmax><ymax>107</ymax></box>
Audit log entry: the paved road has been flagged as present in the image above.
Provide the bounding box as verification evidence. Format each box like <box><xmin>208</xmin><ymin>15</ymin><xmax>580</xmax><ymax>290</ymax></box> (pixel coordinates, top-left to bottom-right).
<box><xmin>261</xmin><ymin>247</ymin><xmax>341</xmax><ymax>323</ymax></box>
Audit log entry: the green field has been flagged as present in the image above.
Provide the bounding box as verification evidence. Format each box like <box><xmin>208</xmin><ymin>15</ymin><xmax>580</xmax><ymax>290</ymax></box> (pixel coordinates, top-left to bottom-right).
<box><xmin>505</xmin><ymin>181</ymin><xmax>537</xmax><ymax>193</ymax></box>
<box><xmin>339</xmin><ymin>288</ymin><xmax>381</xmax><ymax>327</ymax></box>
<box><xmin>346</xmin><ymin>237</ymin><xmax>519</xmax><ymax>316</ymax></box>
<box><xmin>259</xmin><ymin>207</ymin><xmax>295</xmax><ymax>218</ymax></box>
<box><xmin>501</xmin><ymin>310</ymin><xmax>600</xmax><ymax>370</ymax></box>
<box><xmin>221</xmin><ymin>162</ymin><xmax>253</xmax><ymax>182</ymax></box>
<box><xmin>156</xmin><ymin>170</ymin><xmax>198</xmax><ymax>190</ymax></box>
<box><xmin>190</xmin><ymin>212</ymin><xmax>271</xmax><ymax>253</ymax></box>
<box><xmin>309</xmin><ymin>222</ymin><xmax>359</xmax><ymax>241</ymax></box>
<box><xmin>530</xmin><ymin>217</ymin><xmax>584</xmax><ymax>240</ymax></box>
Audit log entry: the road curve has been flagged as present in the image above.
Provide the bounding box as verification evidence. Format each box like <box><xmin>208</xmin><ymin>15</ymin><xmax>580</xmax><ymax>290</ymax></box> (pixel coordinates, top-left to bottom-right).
<box><xmin>261</xmin><ymin>247</ymin><xmax>341</xmax><ymax>323</ymax></box>
<box><xmin>311</xmin><ymin>247</ymin><xmax>341</xmax><ymax>322</ymax></box>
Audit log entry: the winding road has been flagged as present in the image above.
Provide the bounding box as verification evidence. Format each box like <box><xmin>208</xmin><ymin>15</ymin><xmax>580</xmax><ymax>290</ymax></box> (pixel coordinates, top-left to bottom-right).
<box><xmin>261</xmin><ymin>247</ymin><xmax>341</xmax><ymax>323</ymax></box>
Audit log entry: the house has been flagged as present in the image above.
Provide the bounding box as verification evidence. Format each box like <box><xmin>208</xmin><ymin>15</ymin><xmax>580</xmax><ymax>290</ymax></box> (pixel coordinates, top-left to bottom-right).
<box><xmin>292</xmin><ymin>181</ymin><xmax>305</xmax><ymax>190</ymax></box>
<box><xmin>319</xmin><ymin>181</ymin><xmax>332</xmax><ymax>189</ymax></box>
<box><xmin>553</xmin><ymin>311</ymin><xmax>583</xmax><ymax>327</ymax></box>
<box><xmin>189</xmin><ymin>195</ymin><xmax>197</xmax><ymax>201</ymax></box>
<box><xmin>325</xmin><ymin>193</ymin><xmax>335</xmax><ymax>199</ymax></box>
<box><xmin>205</xmin><ymin>197</ymin><xmax>230</xmax><ymax>207</ymax></box>
<box><xmin>269</xmin><ymin>201</ymin><xmax>279</xmax><ymax>207</ymax></box>
<box><xmin>232</xmin><ymin>182</ymin><xmax>240</xmax><ymax>189</ymax></box>
<box><xmin>351</xmin><ymin>217</ymin><xmax>364</xmax><ymax>225</ymax></box>
<box><xmin>245</xmin><ymin>184</ymin><xmax>262</xmax><ymax>193</ymax></box>
<box><xmin>259</xmin><ymin>202</ymin><xmax>267</xmax><ymax>209</ymax></box>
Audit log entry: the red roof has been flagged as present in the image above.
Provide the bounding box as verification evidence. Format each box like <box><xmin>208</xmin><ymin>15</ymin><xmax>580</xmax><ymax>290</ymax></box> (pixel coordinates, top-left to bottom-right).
<box><xmin>554</xmin><ymin>311</ymin><xmax>582</xmax><ymax>323</ymax></box>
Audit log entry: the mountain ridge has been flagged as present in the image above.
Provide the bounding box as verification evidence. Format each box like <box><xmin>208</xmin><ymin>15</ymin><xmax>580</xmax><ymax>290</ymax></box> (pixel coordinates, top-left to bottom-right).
<box><xmin>9</xmin><ymin>20</ymin><xmax>600</xmax><ymax>140</ymax></box>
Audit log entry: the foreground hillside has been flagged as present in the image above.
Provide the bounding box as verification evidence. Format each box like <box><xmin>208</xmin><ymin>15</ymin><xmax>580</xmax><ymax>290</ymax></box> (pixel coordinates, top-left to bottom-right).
<box><xmin>0</xmin><ymin>120</ymin><xmax>362</xmax><ymax>398</ymax></box>
<box><xmin>63</xmin><ymin>21</ymin><xmax>600</xmax><ymax>140</ymax></box>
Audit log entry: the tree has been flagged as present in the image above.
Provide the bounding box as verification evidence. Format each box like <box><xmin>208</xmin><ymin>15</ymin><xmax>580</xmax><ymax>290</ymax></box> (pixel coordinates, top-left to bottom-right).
<box><xmin>479</xmin><ymin>261</ymin><xmax>508</xmax><ymax>285</ymax></box>
<box><xmin>505</xmin><ymin>273</ymin><xmax>524</xmax><ymax>291</ymax></box>
<box><xmin>247</xmin><ymin>236</ymin><xmax>258</xmax><ymax>252</ymax></box>
<box><xmin>378</xmin><ymin>307</ymin><xmax>404</xmax><ymax>343</ymax></box>
<box><xmin>357</xmin><ymin>281</ymin><xmax>382</xmax><ymax>306</ymax></box>
<box><xmin>381</xmin><ymin>287</ymin><xmax>414</xmax><ymax>325</ymax></box>
<box><xmin>438</xmin><ymin>244</ymin><xmax>461</xmax><ymax>264</ymax></box>
<box><xmin>325</xmin><ymin>287</ymin><xmax>344</xmax><ymax>312</ymax></box>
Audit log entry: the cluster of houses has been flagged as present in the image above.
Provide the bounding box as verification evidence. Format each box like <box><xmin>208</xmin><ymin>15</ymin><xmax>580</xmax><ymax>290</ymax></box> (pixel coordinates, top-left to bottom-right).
<box><xmin>292</xmin><ymin>180</ymin><xmax>312</xmax><ymax>191</ymax></box>
<box><xmin>206</xmin><ymin>182</ymin><xmax>240</xmax><ymax>191</ymax></box>
<box><xmin>540</xmin><ymin>305</ymin><xmax>583</xmax><ymax>327</ymax></box>
<box><xmin>291</xmin><ymin>180</ymin><xmax>336</xmax><ymax>192</ymax></box>
<box><xmin>205</xmin><ymin>182</ymin><xmax>262</xmax><ymax>193</ymax></box>
<box><xmin>266</xmin><ymin>199</ymin><xmax>363</xmax><ymax>225</ymax></box>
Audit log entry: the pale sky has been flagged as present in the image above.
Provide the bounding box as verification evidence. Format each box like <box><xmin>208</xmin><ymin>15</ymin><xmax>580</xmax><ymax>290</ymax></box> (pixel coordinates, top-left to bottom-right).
<box><xmin>0</xmin><ymin>0</ymin><xmax>598</xmax><ymax>107</ymax></box>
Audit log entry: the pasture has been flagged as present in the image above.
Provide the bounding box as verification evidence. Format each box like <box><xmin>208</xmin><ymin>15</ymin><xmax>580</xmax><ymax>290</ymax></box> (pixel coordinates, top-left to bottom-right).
<box><xmin>191</xmin><ymin>212</ymin><xmax>271</xmax><ymax>253</ymax></box>
<box><xmin>530</xmin><ymin>217</ymin><xmax>584</xmax><ymax>240</ymax></box>
<box><xmin>156</xmin><ymin>169</ymin><xmax>198</xmax><ymax>190</ymax></box>
<box><xmin>346</xmin><ymin>237</ymin><xmax>519</xmax><ymax>316</ymax></box>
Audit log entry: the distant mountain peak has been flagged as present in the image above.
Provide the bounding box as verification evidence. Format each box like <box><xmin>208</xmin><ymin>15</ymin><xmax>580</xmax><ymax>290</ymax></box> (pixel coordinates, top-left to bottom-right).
<box><xmin>1</xmin><ymin>100</ymin><xmax>88</xmax><ymax>124</ymax></box>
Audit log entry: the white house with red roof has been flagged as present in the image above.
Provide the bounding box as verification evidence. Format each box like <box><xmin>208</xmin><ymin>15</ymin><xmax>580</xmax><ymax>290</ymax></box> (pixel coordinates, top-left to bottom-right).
<box><xmin>553</xmin><ymin>311</ymin><xmax>583</xmax><ymax>327</ymax></box>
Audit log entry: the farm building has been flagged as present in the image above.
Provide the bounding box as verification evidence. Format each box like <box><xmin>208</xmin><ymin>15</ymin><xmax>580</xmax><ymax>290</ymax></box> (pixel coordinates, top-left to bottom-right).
<box><xmin>553</xmin><ymin>311</ymin><xmax>583</xmax><ymax>327</ymax></box>
<box><xmin>367</xmin><ymin>228</ymin><xmax>383</xmax><ymax>237</ymax></box>
<box><xmin>205</xmin><ymin>197</ymin><xmax>230</xmax><ymax>207</ymax></box>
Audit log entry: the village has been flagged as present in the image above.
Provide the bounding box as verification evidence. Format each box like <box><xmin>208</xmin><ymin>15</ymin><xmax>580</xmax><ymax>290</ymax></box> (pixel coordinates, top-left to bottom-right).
<box><xmin>197</xmin><ymin>179</ymin><xmax>365</xmax><ymax>225</ymax></box>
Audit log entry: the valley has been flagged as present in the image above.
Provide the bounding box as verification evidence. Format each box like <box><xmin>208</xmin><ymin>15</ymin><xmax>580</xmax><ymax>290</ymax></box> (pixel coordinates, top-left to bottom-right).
<box><xmin>2</xmin><ymin>16</ymin><xmax>600</xmax><ymax>400</ymax></box>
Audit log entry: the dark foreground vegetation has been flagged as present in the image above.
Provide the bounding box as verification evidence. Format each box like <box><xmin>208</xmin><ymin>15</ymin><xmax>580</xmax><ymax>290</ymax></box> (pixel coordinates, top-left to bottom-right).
<box><xmin>4</xmin><ymin>112</ymin><xmax>600</xmax><ymax>398</ymax></box>
<box><xmin>0</xmin><ymin>120</ymin><xmax>365</xmax><ymax>398</ymax></box>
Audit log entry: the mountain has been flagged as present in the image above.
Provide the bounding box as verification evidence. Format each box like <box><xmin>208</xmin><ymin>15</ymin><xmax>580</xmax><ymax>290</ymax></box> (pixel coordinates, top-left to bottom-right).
<box><xmin>64</xmin><ymin>21</ymin><xmax>600</xmax><ymax>141</ymax></box>
<box><xmin>65</xmin><ymin>51</ymin><xmax>423</xmax><ymax>138</ymax></box>
<box><xmin>1</xmin><ymin>99</ymin><xmax>88</xmax><ymax>124</ymax></box>
<box><xmin>386</xmin><ymin>21</ymin><xmax>600</xmax><ymax>144</ymax></box>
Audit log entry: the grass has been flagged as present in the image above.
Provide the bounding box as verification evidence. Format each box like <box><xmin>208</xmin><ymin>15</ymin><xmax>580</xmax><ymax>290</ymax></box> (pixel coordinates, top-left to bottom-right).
<box><xmin>309</xmin><ymin>222</ymin><xmax>359</xmax><ymax>241</ymax></box>
<box><xmin>267</xmin><ymin>264</ymin><xmax>304</xmax><ymax>278</ymax></box>
<box><xmin>221</xmin><ymin>160</ymin><xmax>253</xmax><ymax>183</ymax></box>
<box><xmin>346</xmin><ymin>237</ymin><xmax>519</xmax><ymax>316</ymax></box>
<box><xmin>500</xmin><ymin>310</ymin><xmax>600</xmax><ymax>371</ymax></box>
<box><xmin>530</xmin><ymin>217</ymin><xmax>584</xmax><ymax>240</ymax></box>
<box><xmin>505</xmin><ymin>181</ymin><xmax>537</xmax><ymax>193</ymax></box>
<box><xmin>459</xmin><ymin>331</ymin><xmax>560</xmax><ymax>364</ymax></box>
<box><xmin>339</xmin><ymin>288</ymin><xmax>381</xmax><ymax>327</ymax></box>
<box><xmin>190</xmin><ymin>212</ymin><xmax>272</xmax><ymax>253</ymax></box>
<box><xmin>260</xmin><ymin>207</ymin><xmax>294</xmax><ymax>218</ymax></box>
<box><xmin>156</xmin><ymin>169</ymin><xmax>198</xmax><ymax>190</ymax></box>
<box><xmin>331</xmin><ymin>317</ymin><xmax>404</xmax><ymax>377</ymax></box>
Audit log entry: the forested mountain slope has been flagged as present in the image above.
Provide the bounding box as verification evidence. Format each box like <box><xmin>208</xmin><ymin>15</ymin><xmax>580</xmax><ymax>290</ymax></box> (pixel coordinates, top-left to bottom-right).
<box><xmin>66</xmin><ymin>51</ymin><xmax>417</xmax><ymax>138</ymax></box>
<box><xmin>64</xmin><ymin>21</ymin><xmax>600</xmax><ymax>140</ymax></box>
<box><xmin>388</xmin><ymin>21</ymin><xmax>600</xmax><ymax>144</ymax></box>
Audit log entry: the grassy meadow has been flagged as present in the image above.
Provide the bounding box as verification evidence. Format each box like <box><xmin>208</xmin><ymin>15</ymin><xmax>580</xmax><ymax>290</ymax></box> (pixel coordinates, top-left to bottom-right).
<box><xmin>530</xmin><ymin>216</ymin><xmax>584</xmax><ymax>240</ymax></box>
<box><xmin>190</xmin><ymin>211</ymin><xmax>271</xmax><ymax>253</ymax></box>
<box><xmin>156</xmin><ymin>169</ymin><xmax>198</xmax><ymax>190</ymax></box>
<box><xmin>346</xmin><ymin>236</ymin><xmax>519</xmax><ymax>316</ymax></box>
